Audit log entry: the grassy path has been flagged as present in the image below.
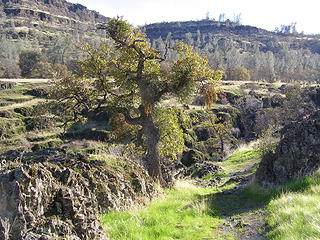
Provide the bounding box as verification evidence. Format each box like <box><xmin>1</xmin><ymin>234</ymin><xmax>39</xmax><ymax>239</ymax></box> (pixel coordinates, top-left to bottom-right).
<box><xmin>100</xmin><ymin>147</ymin><xmax>320</xmax><ymax>240</ymax></box>
<box><xmin>100</xmin><ymin>148</ymin><xmax>265</xmax><ymax>240</ymax></box>
<box><xmin>208</xmin><ymin>149</ymin><xmax>267</xmax><ymax>240</ymax></box>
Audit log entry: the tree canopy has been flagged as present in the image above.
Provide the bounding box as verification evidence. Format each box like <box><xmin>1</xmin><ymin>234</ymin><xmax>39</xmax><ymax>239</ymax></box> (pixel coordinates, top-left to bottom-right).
<box><xmin>19</xmin><ymin>50</ymin><xmax>41</xmax><ymax>78</ymax></box>
<box><xmin>50</xmin><ymin>17</ymin><xmax>223</xmax><ymax>183</ymax></box>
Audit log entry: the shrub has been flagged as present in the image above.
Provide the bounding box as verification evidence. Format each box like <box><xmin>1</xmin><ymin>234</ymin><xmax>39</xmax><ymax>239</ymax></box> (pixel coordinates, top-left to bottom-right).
<box><xmin>19</xmin><ymin>50</ymin><xmax>41</xmax><ymax>78</ymax></box>
<box><xmin>228</xmin><ymin>66</ymin><xmax>250</xmax><ymax>81</ymax></box>
<box><xmin>0</xmin><ymin>59</ymin><xmax>21</xmax><ymax>78</ymax></box>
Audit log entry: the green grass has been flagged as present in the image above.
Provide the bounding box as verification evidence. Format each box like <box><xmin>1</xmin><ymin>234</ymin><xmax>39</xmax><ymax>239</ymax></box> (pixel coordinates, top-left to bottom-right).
<box><xmin>89</xmin><ymin>154</ymin><xmax>128</xmax><ymax>170</ymax></box>
<box><xmin>214</xmin><ymin>148</ymin><xmax>320</xmax><ymax>240</ymax></box>
<box><xmin>100</xmin><ymin>181</ymin><xmax>225</xmax><ymax>240</ymax></box>
<box><xmin>266</xmin><ymin>186</ymin><xmax>320</xmax><ymax>240</ymax></box>
<box><xmin>243</xmin><ymin>172</ymin><xmax>320</xmax><ymax>240</ymax></box>
<box><xmin>245</xmin><ymin>174</ymin><xmax>320</xmax><ymax>203</ymax></box>
<box><xmin>263</xmin><ymin>173</ymin><xmax>320</xmax><ymax>240</ymax></box>
<box><xmin>221</xmin><ymin>149</ymin><xmax>261</xmax><ymax>175</ymax></box>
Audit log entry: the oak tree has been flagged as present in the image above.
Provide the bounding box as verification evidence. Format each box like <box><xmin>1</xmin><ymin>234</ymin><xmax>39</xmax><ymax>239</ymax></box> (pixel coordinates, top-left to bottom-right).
<box><xmin>50</xmin><ymin>18</ymin><xmax>222</xmax><ymax>183</ymax></box>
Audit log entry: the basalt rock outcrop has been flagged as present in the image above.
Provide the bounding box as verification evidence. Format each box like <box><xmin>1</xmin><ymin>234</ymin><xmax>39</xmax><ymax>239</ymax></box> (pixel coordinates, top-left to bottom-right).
<box><xmin>0</xmin><ymin>149</ymin><xmax>156</xmax><ymax>239</ymax></box>
<box><xmin>0</xmin><ymin>81</ymin><xmax>16</xmax><ymax>90</ymax></box>
<box><xmin>256</xmin><ymin>110</ymin><xmax>320</xmax><ymax>185</ymax></box>
<box><xmin>236</xmin><ymin>95</ymin><xmax>263</xmax><ymax>141</ymax></box>
<box><xmin>0</xmin><ymin>0</ymin><xmax>108</xmax><ymax>43</ymax></box>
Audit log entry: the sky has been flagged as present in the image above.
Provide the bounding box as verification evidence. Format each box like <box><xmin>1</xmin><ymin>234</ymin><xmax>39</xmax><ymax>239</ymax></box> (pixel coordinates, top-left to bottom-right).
<box><xmin>68</xmin><ymin>0</ymin><xmax>320</xmax><ymax>34</ymax></box>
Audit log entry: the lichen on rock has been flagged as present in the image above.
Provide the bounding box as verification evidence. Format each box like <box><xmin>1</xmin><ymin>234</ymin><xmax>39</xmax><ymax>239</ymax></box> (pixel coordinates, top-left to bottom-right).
<box><xmin>0</xmin><ymin>149</ymin><xmax>156</xmax><ymax>239</ymax></box>
<box><xmin>256</xmin><ymin>110</ymin><xmax>320</xmax><ymax>185</ymax></box>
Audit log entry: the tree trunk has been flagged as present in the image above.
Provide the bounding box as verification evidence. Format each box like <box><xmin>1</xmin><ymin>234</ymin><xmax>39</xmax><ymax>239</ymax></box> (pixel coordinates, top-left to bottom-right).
<box><xmin>219</xmin><ymin>136</ymin><xmax>224</xmax><ymax>160</ymax></box>
<box><xmin>143</xmin><ymin>115</ymin><xmax>165</xmax><ymax>185</ymax></box>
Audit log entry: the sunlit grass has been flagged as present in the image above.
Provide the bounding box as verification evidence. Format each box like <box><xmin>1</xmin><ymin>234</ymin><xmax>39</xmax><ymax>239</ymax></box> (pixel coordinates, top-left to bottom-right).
<box><xmin>221</xmin><ymin>148</ymin><xmax>320</xmax><ymax>240</ymax></box>
<box><xmin>221</xmin><ymin>149</ymin><xmax>261</xmax><ymax>175</ymax></box>
<box><xmin>265</xmin><ymin>174</ymin><xmax>320</xmax><ymax>240</ymax></box>
<box><xmin>100</xmin><ymin>181</ymin><xmax>224</xmax><ymax>240</ymax></box>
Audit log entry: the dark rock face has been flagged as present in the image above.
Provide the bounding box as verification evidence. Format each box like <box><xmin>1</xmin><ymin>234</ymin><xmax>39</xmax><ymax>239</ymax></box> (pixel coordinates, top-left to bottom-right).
<box><xmin>162</xmin><ymin>161</ymin><xmax>187</xmax><ymax>185</ymax></box>
<box><xmin>262</xmin><ymin>97</ymin><xmax>271</xmax><ymax>108</ymax></box>
<box><xmin>194</xmin><ymin>126</ymin><xmax>213</xmax><ymax>141</ymax></box>
<box><xmin>0</xmin><ymin>149</ymin><xmax>156</xmax><ymax>239</ymax></box>
<box><xmin>181</xmin><ymin>149</ymin><xmax>197</xmax><ymax>167</ymax></box>
<box><xmin>0</xmin><ymin>111</ymin><xmax>11</xmax><ymax>118</ymax></box>
<box><xmin>315</xmin><ymin>88</ymin><xmax>320</xmax><ymax>106</ymax></box>
<box><xmin>0</xmin><ymin>164</ymin><xmax>104</xmax><ymax>240</ymax></box>
<box><xmin>24</xmin><ymin>88</ymin><xmax>48</xmax><ymax>98</ymax></box>
<box><xmin>188</xmin><ymin>161</ymin><xmax>223</xmax><ymax>178</ymax></box>
<box><xmin>237</xmin><ymin>96</ymin><xmax>263</xmax><ymax>141</ymax></box>
<box><xmin>256</xmin><ymin>110</ymin><xmax>320</xmax><ymax>185</ymax></box>
<box><xmin>270</xmin><ymin>94</ymin><xmax>285</xmax><ymax>107</ymax></box>
<box><xmin>0</xmin><ymin>82</ymin><xmax>16</xmax><ymax>90</ymax></box>
<box><xmin>309</xmin><ymin>87</ymin><xmax>320</xmax><ymax>107</ymax></box>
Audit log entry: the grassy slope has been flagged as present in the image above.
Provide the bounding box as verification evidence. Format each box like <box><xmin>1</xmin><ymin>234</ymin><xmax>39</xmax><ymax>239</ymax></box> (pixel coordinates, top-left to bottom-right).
<box><xmin>219</xmin><ymin>148</ymin><xmax>320</xmax><ymax>240</ymax></box>
<box><xmin>221</xmin><ymin>148</ymin><xmax>261</xmax><ymax>175</ymax></box>
<box><xmin>100</xmin><ymin>147</ymin><xmax>320</xmax><ymax>240</ymax></box>
<box><xmin>100</xmin><ymin>181</ymin><xmax>227</xmax><ymax>240</ymax></box>
<box><xmin>100</xmin><ymin>149</ymin><xmax>262</xmax><ymax>240</ymax></box>
<box><xmin>264</xmin><ymin>175</ymin><xmax>320</xmax><ymax>240</ymax></box>
<box><xmin>0</xmin><ymin>81</ymin><xmax>63</xmax><ymax>153</ymax></box>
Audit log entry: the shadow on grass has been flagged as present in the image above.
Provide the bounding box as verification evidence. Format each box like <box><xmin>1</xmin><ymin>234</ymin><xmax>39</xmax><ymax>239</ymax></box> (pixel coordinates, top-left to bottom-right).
<box><xmin>206</xmin><ymin>173</ymin><xmax>320</xmax><ymax>218</ymax></box>
<box><xmin>199</xmin><ymin>173</ymin><xmax>320</xmax><ymax>240</ymax></box>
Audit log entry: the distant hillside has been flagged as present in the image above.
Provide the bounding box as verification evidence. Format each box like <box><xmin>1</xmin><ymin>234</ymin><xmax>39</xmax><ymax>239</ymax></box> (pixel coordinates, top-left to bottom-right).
<box><xmin>146</xmin><ymin>19</ymin><xmax>271</xmax><ymax>42</ymax></box>
<box><xmin>0</xmin><ymin>0</ymin><xmax>108</xmax><ymax>42</ymax></box>
<box><xmin>145</xmin><ymin>19</ymin><xmax>320</xmax><ymax>54</ymax></box>
<box><xmin>145</xmin><ymin>20</ymin><xmax>320</xmax><ymax>82</ymax></box>
<box><xmin>0</xmin><ymin>0</ymin><xmax>320</xmax><ymax>83</ymax></box>
<box><xmin>0</xmin><ymin>0</ymin><xmax>109</xmax><ymax>78</ymax></box>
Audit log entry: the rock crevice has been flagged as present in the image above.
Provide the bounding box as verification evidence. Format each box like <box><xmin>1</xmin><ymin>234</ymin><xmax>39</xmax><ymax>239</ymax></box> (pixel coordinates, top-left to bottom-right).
<box><xmin>0</xmin><ymin>149</ymin><xmax>156</xmax><ymax>239</ymax></box>
<box><xmin>256</xmin><ymin>110</ymin><xmax>320</xmax><ymax>185</ymax></box>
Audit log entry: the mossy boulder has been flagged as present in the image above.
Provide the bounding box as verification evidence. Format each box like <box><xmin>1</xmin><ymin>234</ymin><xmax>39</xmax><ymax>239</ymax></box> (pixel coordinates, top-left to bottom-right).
<box><xmin>181</xmin><ymin>149</ymin><xmax>205</xmax><ymax>167</ymax></box>
<box><xmin>270</xmin><ymin>94</ymin><xmax>285</xmax><ymax>107</ymax></box>
<box><xmin>25</xmin><ymin>115</ymin><xmax>56</xmax><ymax>131</ymax></box>
<box><xmin>31</xmin><ymin>139</ymin><xmax>63</xmax><ymax>152</ymax></box>
<box><xmin>64</xmin><ymin>129</ymin><xmax>110</xmax><ymax>142</ymax></box>
<box><xmin>0</xmin><ymin>119</ymin><xmax>26</xmax><ymax>138</ymax></box>
<box><xmin>24</xmin><ymin>87</ymin><xmax>48</xmax><ymax>98</ymax></box>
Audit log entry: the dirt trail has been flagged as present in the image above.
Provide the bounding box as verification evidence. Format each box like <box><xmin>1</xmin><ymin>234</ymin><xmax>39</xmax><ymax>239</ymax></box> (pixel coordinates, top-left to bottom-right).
<box><xmin>214</xmin><ymin>191</ymin><xmax>267</xmax><ymax>240</ymax></box>
<box><xmin>209</xmin><ymin>164</ymin><xmax>268</xmax><ymax>239</ymax></box>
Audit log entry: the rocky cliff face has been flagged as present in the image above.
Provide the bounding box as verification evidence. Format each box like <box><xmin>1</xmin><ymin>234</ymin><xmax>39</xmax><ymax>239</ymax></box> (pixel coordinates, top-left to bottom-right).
<box><xmin>145</xmin><ymin>19</ymin><xmax>270</xmax><ymax>41</ymax></box>
<box><xmin>1</xmin><ymin>0</ymin><xmax>107</xmax><ymax>22</ymax></box>
<box><xmin>0</xmin><ymin>148</ymin><xmax>156</xmax><ymax>239</ymax></box>
<box><xmin>145</xmin><ymin>19</ymin><xmax>320</xmax><ymax>55</ymax></box>
<box><xmin>256</xmin><ymin>110</ymin><xmax>320</xmax><ymax>185</ymax></box>
<box><xmin>0</xmin><ymin>0</ymin><xmax>108</xmax><ymax>43</ymax></box>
